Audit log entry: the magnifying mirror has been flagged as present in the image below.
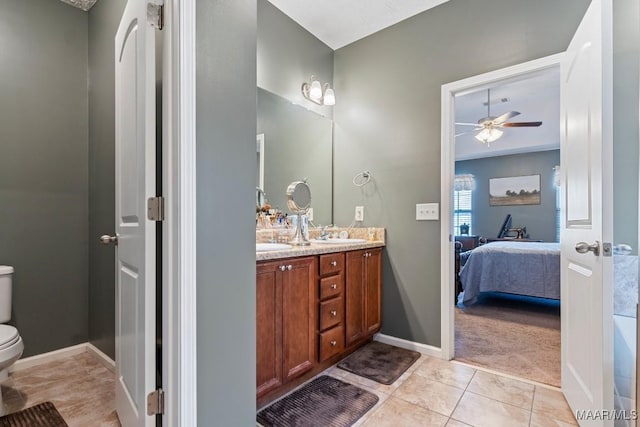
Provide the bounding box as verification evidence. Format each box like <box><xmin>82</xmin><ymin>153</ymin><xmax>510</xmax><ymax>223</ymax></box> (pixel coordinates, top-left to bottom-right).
<box><xmin>286</xmin><ymin>180</ymin><xmax>311</xmax><ymax>246</ymax></box>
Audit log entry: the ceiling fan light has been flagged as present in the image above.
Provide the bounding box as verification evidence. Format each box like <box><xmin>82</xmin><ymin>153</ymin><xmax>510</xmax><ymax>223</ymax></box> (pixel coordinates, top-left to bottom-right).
<box><xmin>475</xmin><ymin>128</ymin><xmax>503</xmax><ymax>144</ymax></box>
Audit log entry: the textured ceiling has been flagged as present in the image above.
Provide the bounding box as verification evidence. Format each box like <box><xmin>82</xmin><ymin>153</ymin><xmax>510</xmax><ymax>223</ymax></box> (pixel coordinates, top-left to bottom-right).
<box><xmin>455</xmin><ymin>68</ymin><xmax>561</xmax><ymax>161</ymax></box>
<box><xmin>267</xmin><ymin>0</ymin><xmax>450</xmax><ymax>49</ymax></box>
<box><xmin>59</xmin><ymin>0</ymin><xmax>97</xmax><ymax>12</ymax></box>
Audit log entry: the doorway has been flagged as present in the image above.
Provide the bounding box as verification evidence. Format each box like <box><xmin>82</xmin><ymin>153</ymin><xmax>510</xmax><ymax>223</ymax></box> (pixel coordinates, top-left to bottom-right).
<box><xmin>439</xmin><ymin>53</ymin><xmax>566</xmax><ymax>383</ymax></box>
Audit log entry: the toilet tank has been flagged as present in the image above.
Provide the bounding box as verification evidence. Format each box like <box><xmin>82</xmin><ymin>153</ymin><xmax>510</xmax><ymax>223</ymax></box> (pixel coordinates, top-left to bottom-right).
<box><xmin>0</xmin><ymin>266</ymin><xmax>14</xmax><ymax>323</ymax></box>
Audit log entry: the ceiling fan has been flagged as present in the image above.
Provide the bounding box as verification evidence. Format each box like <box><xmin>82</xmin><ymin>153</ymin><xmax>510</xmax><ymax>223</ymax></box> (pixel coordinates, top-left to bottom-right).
<box><xmin>455</xmin><ymin>89</ymin><xmax>543</xmax><ymax>145</ymax></box>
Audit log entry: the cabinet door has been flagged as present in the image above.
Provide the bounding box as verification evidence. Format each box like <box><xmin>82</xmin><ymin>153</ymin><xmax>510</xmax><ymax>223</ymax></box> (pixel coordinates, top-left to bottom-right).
<box><xmin>281</xmin><ymin>257</ymin><xmax>317</xmax><ymax>382</ymax></box>
<box><xmin>256</xmin><ymin>262</ymin><xmax>282</xmax><ymax>398</ymax></box>
<box><xmin>365</xmin><ymin>248</ymin><xmax>382</xmax><ymax>335</ymax></box>
<box><xmin>345</xmin><ymin>250</ymin><xmax>366</xmax><ymax>347</ymax></box>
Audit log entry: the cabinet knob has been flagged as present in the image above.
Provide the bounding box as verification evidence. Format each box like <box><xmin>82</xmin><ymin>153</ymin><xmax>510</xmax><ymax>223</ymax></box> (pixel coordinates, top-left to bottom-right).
<box><xmin>287</xmin><ymin>265</ymin><xmax>293</xmax><ymax>271</ymax></box>
<box><xmin>330</xmin><ymin>260</ymin><xmax>337</xmax><ymax>267</ymax></box>
<box><xmin>330</xmin><ymin>284</ymin><xmax>337</xmax><ymax>290</ymax></box>
<box><xmin>279</xmin><ymin>265</ymin><xmax>286</xmax><ymax>271</ymax></box>
<box><xmin>330</xmin><ymin>340</ymin><xmax>337</xmax><ymax>347</ymax></box>
<box><xmin>330</xmin><ymin>310</ymin><xmax>337</xmax><ymax>317</ymax></box>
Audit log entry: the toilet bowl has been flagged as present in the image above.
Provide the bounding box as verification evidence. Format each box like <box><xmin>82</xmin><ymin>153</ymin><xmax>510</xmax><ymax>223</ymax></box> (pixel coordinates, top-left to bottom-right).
<box><xmin>0</xmin><ymin>266</ymin><xmax>23</xmax><ymax>415</ymax></box>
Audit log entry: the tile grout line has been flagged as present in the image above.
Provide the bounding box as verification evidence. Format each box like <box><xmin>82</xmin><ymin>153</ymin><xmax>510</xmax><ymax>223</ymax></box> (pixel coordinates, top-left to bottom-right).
<box><xmin>447</xmin><ymin>365</ymin><xmax>478</xmax><ymax>423</ymax></box>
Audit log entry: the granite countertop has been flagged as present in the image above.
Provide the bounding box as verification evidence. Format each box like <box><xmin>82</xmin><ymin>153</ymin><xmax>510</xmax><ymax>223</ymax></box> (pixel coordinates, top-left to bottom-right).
<box><xmin>256</xmin><ymin>240</ymin><xmax>385</xmax><ymax>261</ymax></box>
<box><xmin>256</xmin><ymin>226</ymin><xmax>386</xmax><ymax>261</ymax></box>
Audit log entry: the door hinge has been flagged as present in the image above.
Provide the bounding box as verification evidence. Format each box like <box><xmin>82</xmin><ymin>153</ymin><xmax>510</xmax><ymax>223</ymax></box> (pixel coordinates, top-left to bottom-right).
<box><xmin>147</xmin><ymin>389</ymin><xmax>165</xmax><ymax>416</ymax></box>
<box><xmin>147</xmin><ymin>196</ymin><xmax>165</xmax><ymax>221</ymax></box>
<box><xmin>602</xmin><ymin>242</ymin><xmax>612</xmax><ymax>257</ymax></box>
<box><xmin>147</xmin><ymin>2</ymin><xmax>164</xmax><ymax>30</ymax></box>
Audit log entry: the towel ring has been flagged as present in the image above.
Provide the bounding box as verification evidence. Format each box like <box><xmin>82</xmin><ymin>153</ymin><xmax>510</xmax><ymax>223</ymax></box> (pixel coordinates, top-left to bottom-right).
<box><xmin>352</xmin><ymin>171</ymin><xmax>371</xmax><ymax>187</ymax></box>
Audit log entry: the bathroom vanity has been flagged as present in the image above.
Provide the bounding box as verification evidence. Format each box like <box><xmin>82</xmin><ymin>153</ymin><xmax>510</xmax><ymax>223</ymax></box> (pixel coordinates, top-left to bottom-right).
<box><xmin>256</xmin><ymin>238</ymin><xmax>384</xmax><ymax>406</ymax></box>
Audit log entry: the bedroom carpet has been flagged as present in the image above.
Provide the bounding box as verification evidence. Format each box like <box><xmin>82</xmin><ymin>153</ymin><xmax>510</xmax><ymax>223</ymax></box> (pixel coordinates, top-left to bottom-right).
<box><xmin>455</xmin><ymin>292</ymin><xmax>561</xmax><ymax>387</ymax></box>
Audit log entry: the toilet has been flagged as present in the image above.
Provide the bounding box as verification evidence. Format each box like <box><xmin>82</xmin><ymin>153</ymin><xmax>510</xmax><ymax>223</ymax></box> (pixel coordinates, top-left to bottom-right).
<box><xmin>0</xmin><ymin>266</ymin><xmax>23</xmax><ymax>414</ymax></box>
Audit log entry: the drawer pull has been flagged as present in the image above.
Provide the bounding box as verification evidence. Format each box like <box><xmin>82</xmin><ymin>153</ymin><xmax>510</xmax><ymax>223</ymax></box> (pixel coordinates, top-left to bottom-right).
<box><xmin>330</xmin><ymin>310</ymin><xmax>337</xmax><ymax>317</ymax></box>
<box><xmin>330</xmin><ymin>260</ymin><xmax>337</xmax><ymax>267</ymax></box>
<box><xmin>286</xmin><ymin>265</ymin><xmax>292</xmax><ymax>271</ymax></box>
<box><xmin>279</xmin><ymin>265</ymin><xmax>286</xmax><ymax>271</ymax></box>
<box><xmin>330</xmin><ymin>284</ymin><xmax>337</xmax><ymax>290</ymax></box>
<box><xmin>330</xmin><ymin>340</ymin><xmax>337</xmax><ymax>347</ymax></box>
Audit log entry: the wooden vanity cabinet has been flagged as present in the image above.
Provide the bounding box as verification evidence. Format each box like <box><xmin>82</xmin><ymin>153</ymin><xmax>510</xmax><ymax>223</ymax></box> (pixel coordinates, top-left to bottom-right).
<box><xmin>256</xmin><ymin>256</ymin><xmax>317</xmax><ymax>399</ymax></box>
<box><xmin>345</xmin><ymin>248</ymin><xmax>382</xmax><ymax>347</ymax></box>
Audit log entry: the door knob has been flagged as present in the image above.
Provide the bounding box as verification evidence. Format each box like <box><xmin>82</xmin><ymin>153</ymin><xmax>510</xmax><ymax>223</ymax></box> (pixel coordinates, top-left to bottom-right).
<box><xmin>575</xmin><ymin>241</ymin><xmax>600</xmax><ymax>256</ymax></box>
<box><xmin>99</xmin><ymin>235</ymin><xmax>118</xmax><ymax>246</ymax></box>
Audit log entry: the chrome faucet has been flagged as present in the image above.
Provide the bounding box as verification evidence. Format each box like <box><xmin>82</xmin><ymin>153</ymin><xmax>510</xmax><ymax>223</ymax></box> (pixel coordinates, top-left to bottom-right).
<box><xmin>319</xmin><ymin>225</ymin><xmax>331</xmax><ymax>240</ymax></box>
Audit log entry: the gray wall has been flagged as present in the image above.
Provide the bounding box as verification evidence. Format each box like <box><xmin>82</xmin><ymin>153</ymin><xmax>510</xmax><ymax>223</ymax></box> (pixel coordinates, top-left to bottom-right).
<box><xmin>196</xmin><ymin>0</ymin><xmax>256</xmax><ymax>424</ymax></box>
<box><xmin>87</xmin><ymin>0</ymin><xmax>127</xmax><ymax>360</ymax></box>
<box><xmin>613</xmin><ymin>0</ymin><xmax>639</xmax><ymax>255</ymax></box>
<box><xmin>332</xmin><ymin>0</ymin><xmax>590</xmax><ymax>346</ymax></box>
<box><xmin>0</xmin><ymin>0</ymin><xmax>89</xmax><ymax>356</ymax></box>
<box><xmin>455</xmin><ymin>150</ymin><xmax>561</xmax><ymax>243</ymax></box>
<box><xmin>257</xmin><ymin>0</ymin><xmax>334</xmax><ymax>118</ymax></box>
<box><xmin>257</xmin><ymin>88</ymin><xmax>333</xmax><ymax>225</ymax></box>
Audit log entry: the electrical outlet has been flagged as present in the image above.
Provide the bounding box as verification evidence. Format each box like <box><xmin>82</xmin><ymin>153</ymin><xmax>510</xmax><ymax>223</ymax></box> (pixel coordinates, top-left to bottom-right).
<box><xmin>416</xmin><ymin>203</ymin><xmax>439</xmax><ymax>220</ymax></box>
<box><xmin>355</xmin><ymin>206</ymin><xmax>364</xmax><ymax>221</ymax></box>
<box><xmin>307</xmin><ymin>208</ymin><xmax>313</xmax><ymax>221</ymax></box>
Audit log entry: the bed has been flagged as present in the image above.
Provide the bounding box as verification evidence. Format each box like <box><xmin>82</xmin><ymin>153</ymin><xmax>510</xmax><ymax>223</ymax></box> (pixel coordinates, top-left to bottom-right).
<box><xmin>458</xmin><ymin>241</ymin><xmax>560</xmax><ymax>304</ymax></box>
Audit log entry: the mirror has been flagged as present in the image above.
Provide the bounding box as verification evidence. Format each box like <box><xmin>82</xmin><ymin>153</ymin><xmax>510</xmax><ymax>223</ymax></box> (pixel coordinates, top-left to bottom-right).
<box><xmin>257</xmin><ymin>87</ymin><xmax>333</xmax><ymax>225</ymax></box>
<box><xmin>286</xmin><ymin>180</ymin><xmax>312</xmax><ymax>246</ymax></box>
<box><xmin>286</xmin><ymin>180</ymin><xmax>311</xmax><ymax>213</ymax></box>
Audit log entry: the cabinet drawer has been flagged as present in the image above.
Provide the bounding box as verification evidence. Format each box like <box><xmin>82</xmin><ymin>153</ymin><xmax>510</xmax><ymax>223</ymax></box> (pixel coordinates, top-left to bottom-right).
<box><xmin>320</xmin><ymin>253</ymin><xmax>345</xmax><ymax>276</ymax></box>
<box><xmin>319</xmin><ymin>274</ymin><xmax>343</xmax><ymax>300</ymax></box>
<box><xmin>319</xmin><ymin>326</ymin><xmax>345</xmax><ymax>362</ymax></box>
<box><xmin>319</xmin><ymin>297</ymin><xmax>343</xmax><ymax>331</ymax></box>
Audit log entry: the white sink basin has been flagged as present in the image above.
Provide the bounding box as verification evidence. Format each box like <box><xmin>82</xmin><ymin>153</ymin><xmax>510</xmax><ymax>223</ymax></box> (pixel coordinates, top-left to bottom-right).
<box><xmin>256</xmin><ymin>243</ymin><xmax>293</xmax><ymax>252</ymax></box>
<box><xmin>310</xmin><ymin>238</ymin><xmax>367</xmax><ymax>244</ymax></box>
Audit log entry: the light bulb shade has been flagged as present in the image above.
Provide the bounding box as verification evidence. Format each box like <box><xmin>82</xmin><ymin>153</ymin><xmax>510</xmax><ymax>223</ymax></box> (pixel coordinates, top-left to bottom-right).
<box><xmin>323</xmin><ymin>88</ymin><xmax>335</xmax><ymax>106</ymax></box>
<box><xmin>475</xmin><ymin>128</ymin><xmax>503</xmax><ymax>144</ymax></box>
<box><xmin>309</xmin><ymin>80</ymin><xmax>322</xmax><ymax>100</ymax></box>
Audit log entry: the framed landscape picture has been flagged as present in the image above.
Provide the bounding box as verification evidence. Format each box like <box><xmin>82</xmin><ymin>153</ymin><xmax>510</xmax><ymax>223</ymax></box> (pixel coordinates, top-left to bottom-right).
<box><xmin>489</xmin><ymin>174</ymin><xmax>541</xmax><ymax>206</ymax></box>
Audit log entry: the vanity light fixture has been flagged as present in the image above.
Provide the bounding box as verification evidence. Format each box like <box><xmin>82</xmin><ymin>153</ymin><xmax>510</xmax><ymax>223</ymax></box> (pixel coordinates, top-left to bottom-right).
<box><xmin>302</xmin><ymin>76</ymin><xmax>336</xmax><ymax>106</ymax></box>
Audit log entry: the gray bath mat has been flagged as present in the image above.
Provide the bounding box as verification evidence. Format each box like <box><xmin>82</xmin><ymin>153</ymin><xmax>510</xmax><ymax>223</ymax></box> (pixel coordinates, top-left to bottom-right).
<box><xmin>257</xmin><ymin>375</ymin><xmax>378</xmax><ymax>427</ymax></box>
<box><xmin>0</xmin><ymin>401</ymin><xmax>68</xmax><ymax>427</ymax></box>
<box><xmin>338</xmin><ymin>341</ymin><xmax>421</xmax><ymax>385</ymax></box>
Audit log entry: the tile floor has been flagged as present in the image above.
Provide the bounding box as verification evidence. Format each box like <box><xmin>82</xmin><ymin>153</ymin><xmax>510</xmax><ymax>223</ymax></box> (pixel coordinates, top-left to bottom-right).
<box><xmin>2</xmin><ymin>351</ymin><xmax>120</xmax><ymax>426</ymax></box>
<box><xmin>268</xmin><ymin>353</ymin><xmax>578</xmax><ymax>427</ymax></box>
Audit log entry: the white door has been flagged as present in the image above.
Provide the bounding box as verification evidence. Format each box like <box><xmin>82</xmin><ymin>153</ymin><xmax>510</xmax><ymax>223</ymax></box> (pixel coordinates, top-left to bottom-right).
<box><xmin>114</xmin><ymin>0</ymin><xmax>157</xmax><ymax>425</ymax></box>
<box><xmin>561</xmin><ymin>0</ymin><xmax>613</xmax><ymax>421</ymax></box>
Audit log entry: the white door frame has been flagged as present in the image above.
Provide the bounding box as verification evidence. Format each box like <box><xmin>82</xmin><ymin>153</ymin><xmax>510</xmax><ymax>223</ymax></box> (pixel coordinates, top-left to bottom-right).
<box><xmin>439</xmin><ymin>53</ymin><xmax>564</xmax><ymax>360</ymax></box>
<box><xmin>162</xmin><ymin>0</ymin><xmax>197</xmax><ymax>425</ymax></box>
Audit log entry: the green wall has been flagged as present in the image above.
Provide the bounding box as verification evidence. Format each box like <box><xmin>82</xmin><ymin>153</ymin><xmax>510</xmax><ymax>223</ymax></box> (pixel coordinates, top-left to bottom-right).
<box><xmin>332</xmin><ymin>0</ymin><xmax>590</xmax><ymax>346</ymax></box>
<box><xmin>456</xmin><ymin>150</ymin><xmax>561</xmax><ymax>243</ymax></box>
<box><xmin>197</xmin><ymin>0</ymin><xmax>257</xmax><ymax>423</ymax></box>
<box><xmin>0</xmin><ymin>0</ymin><xmax>89</xmax><ymax>356</ymax></box>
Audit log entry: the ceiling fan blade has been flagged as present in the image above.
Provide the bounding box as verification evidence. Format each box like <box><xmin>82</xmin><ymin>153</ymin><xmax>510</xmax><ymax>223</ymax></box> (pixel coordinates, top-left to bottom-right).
<box><xmin>502</xmin><ymin>121</ymin><xmax>543</xmax><ymax>127</ymax></box>
<box><xmin>455</xmin><ymin>131</ymin><xmax>476</xmax><ymax>137</ymax></box>
<box><xmin>455</xmin><ymin>122</ymin><xmax>483</xmax><ymax>126</ymax></box>
<box><xmin>493</xmin><ymin>111</ymin><xmax>520</xmax><ymax>124</ymax></box>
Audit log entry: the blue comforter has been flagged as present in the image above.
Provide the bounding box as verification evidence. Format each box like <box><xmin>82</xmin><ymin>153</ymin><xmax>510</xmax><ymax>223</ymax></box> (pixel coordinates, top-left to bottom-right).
<box><xmin>459</xmin><ymin>241</ymin><xmax>561</xmax><ymax>304</ymax></box>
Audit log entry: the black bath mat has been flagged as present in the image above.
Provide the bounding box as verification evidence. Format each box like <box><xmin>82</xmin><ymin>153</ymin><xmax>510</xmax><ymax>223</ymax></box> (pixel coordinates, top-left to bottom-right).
<box><xmin>257</xmin><ymin>375</ymin><xmax>378</xmax><ymax>427</ymax></box>
<box><xmin>0</xmin><ymin>401</ymin><xmax>68</xmax><ymax>427</ymax></box>
<box><xmin>338</xmin><ymin>341</ymin><xmax>421</xmax><ymax>385</ymax></box>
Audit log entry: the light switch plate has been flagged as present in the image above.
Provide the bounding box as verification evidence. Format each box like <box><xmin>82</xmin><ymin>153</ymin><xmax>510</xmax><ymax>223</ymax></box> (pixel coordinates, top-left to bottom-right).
<box><xmin>355</xmin><ymin>206</ymin><xmax>364</xmax><ymax>221</ymax></box>
<box><xmin>307</xmin><ymin>208</ymin><xmax>313</xmax><ymax>221</ymax></box>
<box><xmin>416</xmin><ymin>203</ymin><xmax>439</xmax><ymax>220</ymax></box>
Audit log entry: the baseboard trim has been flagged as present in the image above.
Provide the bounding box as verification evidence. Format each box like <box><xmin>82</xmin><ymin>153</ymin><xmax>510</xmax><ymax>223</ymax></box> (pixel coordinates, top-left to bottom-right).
<box><xmin>10</xmin><ymin>342</ymin><xmax>116</xmax><ymax>374</ymax></box>
<box><xmin>11</xmin><ymin>343</ymin><xmax>88</xmax><ymax>372</ymax></box>
<box><xmin>374</xmin><ymin>333</ymin><xmax>443</xmax><ymax>359</ymax></box>
<box><xmin>86</xmin><ymin>343</ymin><xmax>116</xmax><ymax>373</ymax></box>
